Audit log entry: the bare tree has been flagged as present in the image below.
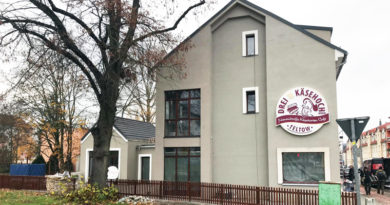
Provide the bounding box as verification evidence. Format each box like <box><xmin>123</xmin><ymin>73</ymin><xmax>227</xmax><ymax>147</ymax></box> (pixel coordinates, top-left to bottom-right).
<box><xmin>117</xmin><ymin>39</ymin><xmax>159</xmax><ymax>123</ymax></box>
<box><xmin>0</xmin><ymin>111</ymin><xmax>34</xmax><ymax>164</ymax></box>
<box><xmin>13</xmin><ymin>49</ymin><xmax>89</xmax><ymax>173</ymax></box>
<box><xmin>0</xmin><ymin>0</ymin><xmax>207</xmax><ymax>186</ymax></box>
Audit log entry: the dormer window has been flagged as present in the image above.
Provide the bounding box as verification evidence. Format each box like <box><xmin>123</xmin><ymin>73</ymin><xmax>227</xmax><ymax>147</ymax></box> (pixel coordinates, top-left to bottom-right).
<box><xmin>242</xmin><ymin>30</ymin><xmax>258</xmax><ymax>56</ymax></box>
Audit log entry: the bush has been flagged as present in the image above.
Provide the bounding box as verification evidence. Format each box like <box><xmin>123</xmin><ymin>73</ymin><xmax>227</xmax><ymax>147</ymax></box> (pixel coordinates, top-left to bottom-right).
<box><xmin>32</xmin><ymin>155</ymin><xmax>46</xmax><ymax>164</ymax></box>
<box><xmin>62</xmin><ymin>180</ymin><xmax>119</xmax><ymax>204</ymax></box>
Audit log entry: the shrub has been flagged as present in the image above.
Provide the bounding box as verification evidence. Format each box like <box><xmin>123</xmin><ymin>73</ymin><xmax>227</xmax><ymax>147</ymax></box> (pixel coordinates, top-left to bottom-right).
<box><xmin>62</xmin><ymin>179</ymin><xmax>119</xmax><ymax>204</ymax></box>
<box><xmin>32</xmin><ymin>155</ymin><xmax>46</xmax><ymax>164</ymax></box>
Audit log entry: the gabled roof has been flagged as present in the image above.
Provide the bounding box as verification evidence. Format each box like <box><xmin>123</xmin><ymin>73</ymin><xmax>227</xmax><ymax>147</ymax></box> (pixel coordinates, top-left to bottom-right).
<box><xmin>361</xmin><ymin>122</ymin><xmax>390</xmax><ymax>136</ymax></box>
<box><xmin>81</xmin><ymin>117</ymin><xmax>155</xmax><ymax>143</ymax></box>
<box><xmin>162</xmin><ymin>0</ymin><xmax>348</xmax><ymax>79</ymax></box>
<box><xmin>114</xmin><ymin>117</ymin><xmax>155</xmax><ymax>140</ymax></box>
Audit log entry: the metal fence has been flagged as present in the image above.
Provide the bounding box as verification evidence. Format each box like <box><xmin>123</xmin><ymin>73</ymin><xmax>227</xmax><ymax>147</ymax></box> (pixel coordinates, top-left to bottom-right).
<box><xmin>0</xmin><ymin>175</ymin><xmax>46</xmax><ymax>190</ymax></box>
<box><xmin>109</xmin><ymin>180</ymin><xmax>357</xmax><ymax>205</ymax></box>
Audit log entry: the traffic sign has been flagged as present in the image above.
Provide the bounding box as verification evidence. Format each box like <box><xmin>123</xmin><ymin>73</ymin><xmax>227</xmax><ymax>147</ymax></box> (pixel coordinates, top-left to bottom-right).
<box><xmin>336</xmin><ymin>116</ymin><xmax>370</xmax><ymax>142</ymax></box>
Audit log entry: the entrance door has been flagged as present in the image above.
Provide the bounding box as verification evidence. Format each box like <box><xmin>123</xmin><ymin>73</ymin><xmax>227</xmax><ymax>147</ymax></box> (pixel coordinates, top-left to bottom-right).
<box><xmin>140</xmin><ymin>156</ymin><xmax>150</xmax><ymax>180</ymax></box>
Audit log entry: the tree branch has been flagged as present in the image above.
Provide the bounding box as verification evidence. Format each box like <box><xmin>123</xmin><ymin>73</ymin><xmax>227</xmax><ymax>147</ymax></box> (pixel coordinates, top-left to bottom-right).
<box><xmin>29</xmin><ymin>0</ymin><xmax>103</xmax><ymax>86</ymax></box>
<box><xmin>7</xmin><ymin>22</ymin><xmax>102</xmax><ymax>99</ymax></box>
<box><xmin>133</xmin><ymin>0</ymin><xmax>205</xmax><ymax>43</ymax></box>
<box><xmin>46</xmin><ymin>0</ymin><xmax>109</xmax><ymax>68</ymax></box>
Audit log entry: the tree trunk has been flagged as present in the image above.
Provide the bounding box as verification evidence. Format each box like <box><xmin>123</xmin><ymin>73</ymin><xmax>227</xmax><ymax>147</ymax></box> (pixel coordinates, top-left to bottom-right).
<box><xmin>90</xmin><ymin>73</ymin><xmax>120</xmax><ymax>187</ymax></box>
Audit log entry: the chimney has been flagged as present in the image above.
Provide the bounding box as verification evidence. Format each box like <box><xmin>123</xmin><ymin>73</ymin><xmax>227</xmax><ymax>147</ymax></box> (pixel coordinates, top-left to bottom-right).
<box><xmin>379</xmin><ymin>119</ymin><xmax>382</xmax><ymax>126</ymax></box>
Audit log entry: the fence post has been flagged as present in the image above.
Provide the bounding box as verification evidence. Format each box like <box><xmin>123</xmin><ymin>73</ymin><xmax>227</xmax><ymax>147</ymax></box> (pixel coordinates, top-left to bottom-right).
<box><xmin>256</xmin><ymin>187</ymin><xmax>260</xmax><ymax>204</ymax></box>
<box><xmin>159</xmin><ymin>181</ymin><xmax>163</xmax><ymax>199</ymax></box>
<box><xmin>134</xmin><ymin>181</ymin><xmax>137</xmax><ymax>195</ymax></box>
<box><xmin>220</xmin><ymin>184</ymin><xmax>224</xmax><ymax>204</ymax></box>
<box><xmin>188</xmin><ymin>181</ymin><xmax>191</xmax><ymax>202</ymax></box>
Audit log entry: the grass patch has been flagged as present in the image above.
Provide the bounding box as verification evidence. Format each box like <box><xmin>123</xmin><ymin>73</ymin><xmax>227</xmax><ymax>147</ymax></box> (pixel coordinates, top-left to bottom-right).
<box><xmin>0</xmin><ymin>189</ymin><xmax>120</xmax><ymax>205</ymax></box>
<box><xmin>0</xmin><ymin>189</ymin><xmax>65</xmax><ymax>205</ymax></box>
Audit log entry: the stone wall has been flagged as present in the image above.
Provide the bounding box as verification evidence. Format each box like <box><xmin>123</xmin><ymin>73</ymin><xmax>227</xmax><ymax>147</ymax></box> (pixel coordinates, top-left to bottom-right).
<box><xmin>46</xmin><ymin>175</ymin><xmax>76</xmax><ymax>194</ymax></box>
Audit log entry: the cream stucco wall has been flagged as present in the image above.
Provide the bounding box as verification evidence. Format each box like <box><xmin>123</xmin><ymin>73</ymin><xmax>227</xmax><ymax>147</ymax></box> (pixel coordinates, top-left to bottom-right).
<box><xmin>79</xmin><ymin>130</ymin><xmax>129</xmax><ymax>180</ymax></box>
<box><xmin>155</xmin><ymin>14</ymin><xmax>213</xmax><ymax>182</ymax></box>
<box><xmin>265</xmin><ymin>14</ymin><xmax>340</xmax><ymax>186</ymax></box>
<box><xmin>210</xmin><ymin>5</ymin><xmax>267</xmax><ymax>186</ymax></box>
<box><xmin>155</xmin><ymin>1</ymin><xmax>344</xmax><ymax>188</ymax></box>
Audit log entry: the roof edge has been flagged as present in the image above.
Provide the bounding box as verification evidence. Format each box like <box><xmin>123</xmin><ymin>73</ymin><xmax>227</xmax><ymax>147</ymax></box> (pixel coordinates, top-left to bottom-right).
<box><xmin>296</xmin><ymin>24</ymin><xmax>333</xmax><ymax>33</ymax></box>
<box><xmin>239</xmin><ymin>0</ymin><xmax>348</xmax><ymax>55</ymax></box>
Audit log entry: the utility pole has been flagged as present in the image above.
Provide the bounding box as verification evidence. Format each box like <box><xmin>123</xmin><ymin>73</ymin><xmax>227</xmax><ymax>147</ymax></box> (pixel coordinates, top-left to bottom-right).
<box><xmin>336</xmin><ymin>116</ymin><xmax>370</xmax><ymax>205</ymax></box>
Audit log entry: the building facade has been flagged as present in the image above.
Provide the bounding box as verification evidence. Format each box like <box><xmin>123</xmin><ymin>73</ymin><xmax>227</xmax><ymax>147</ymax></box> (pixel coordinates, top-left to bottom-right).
<box><xmin>147</xmin><ymin>0</ymin><xmax>347</xmax><ymax>188</ymax></box>
<box><xmin>345</xmin><ymin>122</ymin><xmax>390</xmax><ymax>166</ymax></box>
<box><xmin>79</xmin><ymin>117</ymin><xmax>155</xmax><ymax>180</ymax></box>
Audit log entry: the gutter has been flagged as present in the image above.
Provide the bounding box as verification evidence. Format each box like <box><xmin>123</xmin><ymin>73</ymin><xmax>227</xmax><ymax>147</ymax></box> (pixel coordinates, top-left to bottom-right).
<box><xmin>336</xmin><ymin>52</ymin><xmax>348</xmax><ymax>80</ymax></box>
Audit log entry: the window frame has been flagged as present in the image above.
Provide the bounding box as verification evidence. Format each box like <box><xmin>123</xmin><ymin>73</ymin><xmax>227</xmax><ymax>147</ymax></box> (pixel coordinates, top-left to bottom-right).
<box><xmin>277</xmin><ymin>147</ymin><xmax>330</xmax><ymax>185</ymax></box>
<box><xmin>138</xmin><ymin>154</ymin><xmax>152</xmax><ymax>180</ymax></box>
<box><xmin>242</xmin><ymin>30</ymin><xmax>258</xmax><ymax>56</ymax></box>
<box><xmin>164</xmin><ymin>89</ymin><xmax>201</xmax><ymax>138</ymax></box>
<box><xmin>85</xmin><ymin>148</ymin><xmax>121</xmax><ymax>181</ymax></box>
<box><xmin>164</xmin><ymin>147</ymin><xmax>201</xmax><ymax>182</ymax></box>
<box><xmin>242</xmin><ymin>87</ymin><xmax>259</xmax><ymax>114</ymax></box>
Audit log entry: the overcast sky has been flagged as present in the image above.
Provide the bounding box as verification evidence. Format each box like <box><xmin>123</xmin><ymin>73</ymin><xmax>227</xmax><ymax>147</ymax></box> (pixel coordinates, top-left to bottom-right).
<box><xmin>178</xmin><ymin>0</ymin><xmax>390</xmax><ymax>132</ymax></box>
<box><xmin>1</xmin><ymin>0</ymin><xmax>389</xmax><ymax>133</ymax></box>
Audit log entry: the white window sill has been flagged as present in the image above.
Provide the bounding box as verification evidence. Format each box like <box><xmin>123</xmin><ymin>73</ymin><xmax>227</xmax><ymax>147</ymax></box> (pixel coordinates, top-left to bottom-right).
<box><xmin>281</xmin><ymin>183</ymin><xmax>319</xmax><ymax>187</ymax></box>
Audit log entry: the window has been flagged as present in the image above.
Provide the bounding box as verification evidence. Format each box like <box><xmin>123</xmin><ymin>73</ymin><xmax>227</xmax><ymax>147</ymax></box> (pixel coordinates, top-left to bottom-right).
<box><xmin>277</xmin><ymin>147</ymin><xmax>330</xmax><ymax>185</ymax></box>
<box><xmin>164</xmin><ymin>147</ymin><xmax>200</xmax><ymax>182</ymax></box>
<box><xmin>88</xmin><ymin>150</ymin><xmax>119</xmax><ymax>178</ymax></box>
<box><xmin>165</xmin><ymin>89</ymin><xmax>200</xmax><ymax>137</ymax></box>
<box><xmin>246</xmin><ymin>35</ymin><xmax>255</xmax><ymax>56</ymax></box>
<box><xmin>138</xmin><ymin>154</ymin><xmax>152</xmax><ymax>180</ymax></box>
<box><xmin>242</xmin><ymin>30</ymin><xmax>258</xmax><ymax>56</ymax></box>
<box><xmin>247</xmin><ymin>91</ymin><xmax>255</xmax><ymax>113</ymax></box>
<box><xmin>242</xmin><ymin>87</ymin><xmax>259</xmax><ymax>114</ymax></box>
<box><xmin>282</xmin><ymin>152</ymin><xmax>325</xmax><ymax>184</ymax></box>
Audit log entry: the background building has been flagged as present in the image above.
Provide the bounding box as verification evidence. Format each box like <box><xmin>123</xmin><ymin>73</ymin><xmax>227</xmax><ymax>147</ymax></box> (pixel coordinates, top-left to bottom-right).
<box><xmin>345</xmin><ymin>122</ymin><xmax>390</xmax><ymax>167</ymax></box>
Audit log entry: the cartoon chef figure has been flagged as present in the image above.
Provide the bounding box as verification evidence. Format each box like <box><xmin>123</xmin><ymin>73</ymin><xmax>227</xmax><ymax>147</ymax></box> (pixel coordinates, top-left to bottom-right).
<box><xmin>301</xmin><ymin>98</ymin><xmax>317</xmax><ymax>116</ymax></box>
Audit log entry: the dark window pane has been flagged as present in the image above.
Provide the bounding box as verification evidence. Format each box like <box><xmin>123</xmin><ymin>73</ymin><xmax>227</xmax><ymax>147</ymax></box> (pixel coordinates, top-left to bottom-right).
<box><xmin>190</xmin><ymin>90</ymin><xmax>200</xmax><ymax>98</ymax></box>
<box><xmin>179</xmin><ymin>100</ymin><xmax>188</xmax><ymax>118</ymax></box>
<box><xmin>247</xmin><ymin>91</ymin><xmax>255</xmax><ymax>113</ymax></box>
<box><xmin>190</xmin><ymin>147</ymin><xmax>201</xmax><ymax>156</ymax></box>
<box><xmin>282</xmin><ymin>152</ymin><xmax>325</xmax><ymax>183</ymax></box>
<box><xmin>177</xmin><ymin>120</ymin><xmax>189</xmax><ymax>136</ymax></box>
<box><xmin>177</xmin><ymin>147</ymin><xmax>189</xmax><ymax>156</ymax></box>
<box><xmin>177</xmin><ymin>157</ymin><xmax>189</xmax><ymax>182</ymax></box>
<box><xmin>190</xmin><ymin>157</ymin><xmax>201</xmax><ymax>182</ymax></box>
<box><xmin>166</xmin><ymin>91</ymin><xmax>177</xmax><ymax>100</ymax></box>
<box><xmin>164</xmin><ymin>157</ymin><xmax>175</xmax><ymax>181</ymax></box>
<box><xmin>164</xmin><ymin>148</ymin><xmax>176</xmax><ymax>156</ymax></box>
<box><xmin>165</xmin><ymin>121</ymin><xmax>176</xmax><ymax>136</ymax></box>
<box><xmin>190</xmin><ymin>100</ymin><xmax>200</xmax><ymax>118</ymax></box>
<box><xmin>190</xmin><ymin>120</ymin><xmax>200</xmax><ymax>136</ymax></box>
<box><xmin>109</xmin><ymin>151</ymin><xmax>119</xmax><ymax>167</ymax></box>
<box><xmin>179</xmin><ymin>90</ymin><xmax>189</xmax><ymax>99</ymax></box>
<box><xmin>165</xmin><ymin>101</ymin><xmax>176</xmax><ymax>120</ymax></box>
<box><xmin>246</xmin><ymin>35</ymin><xmax>255</xmax><ymax>56</ymax></box>
<box><xmin>89</xmin><ymin>151</ymin><xmax>93</xmax><ymax>177</ymax></box>
<box><xmin>141</xmin><ymin>157</ymin><xmax>150</xmax><ymax>180</ymax></box>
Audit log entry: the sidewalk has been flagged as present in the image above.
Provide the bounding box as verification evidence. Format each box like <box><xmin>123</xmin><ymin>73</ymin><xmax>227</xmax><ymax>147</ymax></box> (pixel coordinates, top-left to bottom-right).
<box><xmin>359</xmin><ymin>186</ymin><xmax>390</xmax><ymax>205</ymax></box>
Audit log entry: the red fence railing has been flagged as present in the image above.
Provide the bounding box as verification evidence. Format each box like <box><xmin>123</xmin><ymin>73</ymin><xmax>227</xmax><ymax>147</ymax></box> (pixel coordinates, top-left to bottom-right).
<box><xmin>108</xmin><ymin>180</ymin><xmax>357</xmax><ymax>205</ymax></box>
<box><xmin>0</xmin><ymin>175</ymin><xmax>46</xmax><ymax>190</ymax></box>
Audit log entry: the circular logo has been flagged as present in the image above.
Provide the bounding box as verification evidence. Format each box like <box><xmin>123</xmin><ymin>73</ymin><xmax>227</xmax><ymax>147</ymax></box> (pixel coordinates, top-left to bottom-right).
<box><xmin>276</xmin><ymin>87</ymin><xmax>329</xmax><ymax>135</ymax></box>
